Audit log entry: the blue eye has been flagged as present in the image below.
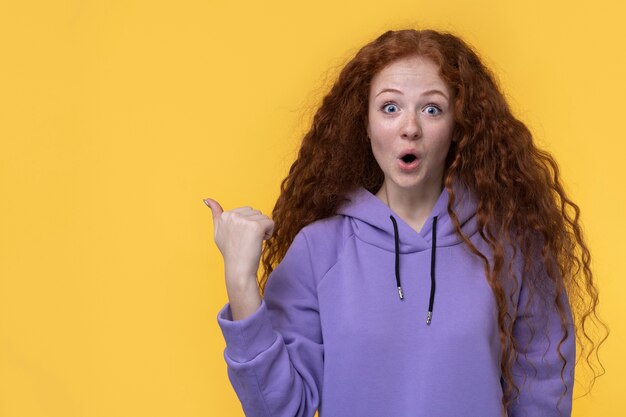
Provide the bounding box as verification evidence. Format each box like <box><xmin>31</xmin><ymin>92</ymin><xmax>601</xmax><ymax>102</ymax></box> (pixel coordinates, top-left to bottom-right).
<box><xmin>425</xmin><ymin>105</ymin><xmax>442</xmax><ymax>115</ymax></box>
<box><xmin>381</xmin><ymin>103</ymin><xmax>398</xmax><ymax>113</ymax></box>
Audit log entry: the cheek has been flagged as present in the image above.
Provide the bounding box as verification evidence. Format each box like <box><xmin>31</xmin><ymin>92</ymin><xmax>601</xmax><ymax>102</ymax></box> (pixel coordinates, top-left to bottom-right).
<box><xmin>430</xmin><ymin>125</ymin><xmax>454</xmax><ymax>154</ymax></box>
<box><xmin>368</xmin><ymin>137</ymin><xmax>392</xmax><ymax>169</ymax></box>
<box><xmin>367</xmin><ymin>119</ymin><xmax>392</xmax><ymax>154</ymax></box>
<box><xmin>369</xmin><ymin>138</ymin><xmax>383</xmax><ymax>158</ymax></box>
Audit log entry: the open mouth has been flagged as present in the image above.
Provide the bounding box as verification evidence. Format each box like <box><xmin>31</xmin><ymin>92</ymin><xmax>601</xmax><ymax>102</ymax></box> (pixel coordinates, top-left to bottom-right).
<box><xmin>398</xmin><ymin>152</ymin><xmax>420</xmax><ymax>171</ymax></box>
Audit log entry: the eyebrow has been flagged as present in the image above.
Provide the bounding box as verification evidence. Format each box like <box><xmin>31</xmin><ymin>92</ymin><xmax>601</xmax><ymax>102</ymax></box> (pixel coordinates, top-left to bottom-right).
<box><xmin>375</xmin><ymin>88</ymin><xmax>449</xmax><ymax>100</ymax></box>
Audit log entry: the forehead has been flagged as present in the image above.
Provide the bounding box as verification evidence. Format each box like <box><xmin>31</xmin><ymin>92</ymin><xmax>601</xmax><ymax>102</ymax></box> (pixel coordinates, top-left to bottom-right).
<box><xmin>370</xmin><ymin>56</ymin><xmax>450</xmax><ymax>94</ymax></box>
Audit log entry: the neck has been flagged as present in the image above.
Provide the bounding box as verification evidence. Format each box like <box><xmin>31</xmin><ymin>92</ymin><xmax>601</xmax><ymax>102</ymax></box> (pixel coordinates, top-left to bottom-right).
<box><xmin>376</xmin><ymin>179</ymin><xmax>443</xmax><ymax>233</ymax></box>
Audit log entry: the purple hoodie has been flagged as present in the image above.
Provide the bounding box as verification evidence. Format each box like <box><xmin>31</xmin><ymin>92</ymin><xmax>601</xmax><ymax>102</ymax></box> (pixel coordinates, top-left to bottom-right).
<box><xmin>216</xmin><ymin>180</ymin><xmax>575</xmax><ymax>417</ymax></box>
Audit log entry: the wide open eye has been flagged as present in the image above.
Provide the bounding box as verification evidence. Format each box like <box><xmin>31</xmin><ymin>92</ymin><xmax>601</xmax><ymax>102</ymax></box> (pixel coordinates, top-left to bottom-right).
<box><xmin>382</xmin><ymin>103</ymin><xmax>398</xmax><ymax>113</ymax></box>
<box><xmin>424</xmin><ymin>105</ymin><xmax>442</xmax><ymax>115</ymax></box>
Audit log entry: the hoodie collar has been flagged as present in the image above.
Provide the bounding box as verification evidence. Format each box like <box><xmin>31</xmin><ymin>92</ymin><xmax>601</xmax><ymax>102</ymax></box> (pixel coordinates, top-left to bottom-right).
<box><xmin>336</xmin><ymin>179</ymin><xmax>480</xmax><ymax>253</ymax></box>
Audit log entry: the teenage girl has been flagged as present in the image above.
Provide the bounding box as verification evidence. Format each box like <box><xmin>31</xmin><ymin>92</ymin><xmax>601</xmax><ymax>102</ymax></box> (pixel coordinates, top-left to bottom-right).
<box><xmin>204</xmin><ymin>29</ymin><xmax>606</xmax><ymax>417</ymax></box>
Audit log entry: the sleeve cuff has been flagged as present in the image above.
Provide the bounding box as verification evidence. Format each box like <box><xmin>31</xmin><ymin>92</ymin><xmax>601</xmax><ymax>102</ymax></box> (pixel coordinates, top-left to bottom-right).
<box><xmin>216</xmin><ymin>298</ymin><xmax>278</xmax><ymax>363</ymax></box>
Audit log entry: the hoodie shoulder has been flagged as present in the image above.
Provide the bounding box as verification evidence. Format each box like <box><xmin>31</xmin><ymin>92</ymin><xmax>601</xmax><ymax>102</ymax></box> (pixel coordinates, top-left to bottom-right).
<box><xmin>299</xmin><ymin>215</ymin><xmax>354</xmax><ymax>284</ymax></box>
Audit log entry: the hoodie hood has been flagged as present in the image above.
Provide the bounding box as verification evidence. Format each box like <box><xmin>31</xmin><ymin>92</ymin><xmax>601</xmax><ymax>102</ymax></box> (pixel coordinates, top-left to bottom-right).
<box><xmin>336</xmin><ymin>179</ymin><xmax>480</xmax><ymax>253</ymax></box>
<box><xmin>336</xmin><ymin>179</ymin><xmax>480</xmax><ymax>324</ymax></box>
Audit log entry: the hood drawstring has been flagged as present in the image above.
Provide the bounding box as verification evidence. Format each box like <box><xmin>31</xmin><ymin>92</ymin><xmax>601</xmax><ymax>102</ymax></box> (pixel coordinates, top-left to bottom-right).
<box><xmin>389</xmin><ymin>215</ymin><xmax>439</xmax><ymax>325</ymax></box>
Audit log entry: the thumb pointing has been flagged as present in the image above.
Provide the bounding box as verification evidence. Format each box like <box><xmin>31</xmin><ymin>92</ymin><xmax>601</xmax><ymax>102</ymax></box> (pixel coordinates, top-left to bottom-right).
<box><xmin>202</xmin><ymin>197</ymin><xmax>223</xmax><ymax>221</ymax></box>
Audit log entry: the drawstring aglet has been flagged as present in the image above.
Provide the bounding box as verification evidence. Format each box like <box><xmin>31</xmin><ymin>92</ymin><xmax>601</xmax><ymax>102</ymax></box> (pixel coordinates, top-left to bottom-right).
<box><xmin>397</xmin><ymin>286</ymin><xmax>404</xmax><ymax>300</ymax></box>
<box><xmin>426</xmin><ymin>311</ymin><xmax>432</xmax><ymax>325</ymax></box>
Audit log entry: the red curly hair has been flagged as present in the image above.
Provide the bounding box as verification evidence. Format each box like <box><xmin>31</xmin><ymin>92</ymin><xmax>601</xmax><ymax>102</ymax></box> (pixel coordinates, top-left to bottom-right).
<box><xmin>258</xmin><ymin>28</ymin><xmax>607</xmax><ymax>414</ymax></box>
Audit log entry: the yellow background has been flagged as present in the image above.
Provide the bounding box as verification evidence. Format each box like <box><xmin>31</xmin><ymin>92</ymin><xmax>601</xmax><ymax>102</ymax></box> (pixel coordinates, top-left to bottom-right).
<box><xmin>0</xmin><ymin>1</ymin><xmax>623</xmax><ymax>416</ymax></box>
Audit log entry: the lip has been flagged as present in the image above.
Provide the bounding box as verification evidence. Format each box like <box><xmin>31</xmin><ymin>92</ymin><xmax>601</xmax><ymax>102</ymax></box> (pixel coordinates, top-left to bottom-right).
<box><xmin>398</xmin><ymin>149</ymin><xmax>420</xmax><ymax>159</ymax></box>
<box><xmin>397</xmin><ymin>155</ymin><xmax>420</xmax><ymax>171</ymax></box>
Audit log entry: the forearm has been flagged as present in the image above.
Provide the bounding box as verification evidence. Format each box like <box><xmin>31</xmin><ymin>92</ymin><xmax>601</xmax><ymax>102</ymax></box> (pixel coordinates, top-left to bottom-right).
<box><xmin>216</xmin><ymin>229</ymin><xmax>324</xmax><ymax>417</ymax></box>
<box><xmin>225</xmin><ymin>273</ymin><xmax>262</xmax><ymax>321</ymax></box>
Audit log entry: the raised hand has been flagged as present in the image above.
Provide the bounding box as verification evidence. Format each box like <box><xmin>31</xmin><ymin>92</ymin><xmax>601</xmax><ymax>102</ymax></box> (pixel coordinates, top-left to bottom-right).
<box><xmin>204</xmin><ymin>197</ymin><xmax>273</xmax><ymax>320</ymax></box>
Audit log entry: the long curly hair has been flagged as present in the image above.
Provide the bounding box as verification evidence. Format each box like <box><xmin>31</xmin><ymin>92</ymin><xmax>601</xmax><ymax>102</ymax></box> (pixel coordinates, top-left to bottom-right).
<box><xmin>258</xmin><ymin>28</ymin><xmax>607</xmax><ymax>414</ymax></box>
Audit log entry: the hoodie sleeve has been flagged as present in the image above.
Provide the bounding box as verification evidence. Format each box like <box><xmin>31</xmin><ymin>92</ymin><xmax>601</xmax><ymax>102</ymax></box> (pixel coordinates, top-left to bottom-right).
<box><xmin>506</xmin><ymin>269</ymin><xmax>576</xmax><ymax>417</ymax></box>
<box><xmin>216</xmin><ymin>229</ymin><xmax>323</xmax><ymax>417</ymax></box>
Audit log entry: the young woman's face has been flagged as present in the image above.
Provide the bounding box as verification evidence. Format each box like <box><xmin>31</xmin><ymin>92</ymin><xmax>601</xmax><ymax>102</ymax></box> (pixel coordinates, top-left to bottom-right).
<box><xmin>367</xmin><ymin>55</ymin><xmax>455</xmax><ymax>195</ymax></box>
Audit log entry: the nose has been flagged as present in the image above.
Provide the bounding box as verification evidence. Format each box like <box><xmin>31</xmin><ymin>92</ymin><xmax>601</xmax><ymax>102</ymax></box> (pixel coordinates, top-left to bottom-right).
<box><xmin>401</xmin><ymin>112</ymin><xmax>421</xmax><ymax>139</ymax></box>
